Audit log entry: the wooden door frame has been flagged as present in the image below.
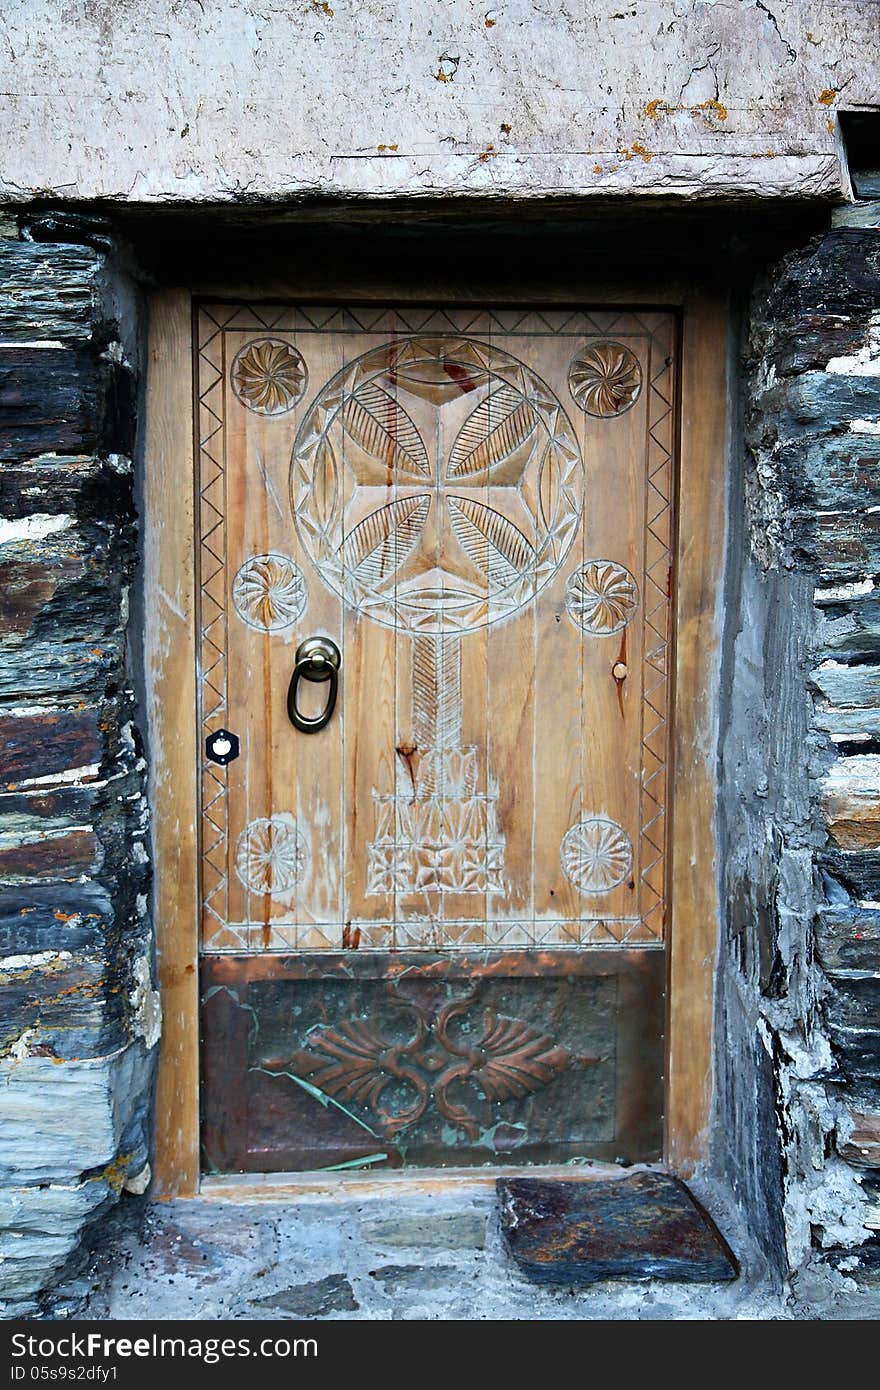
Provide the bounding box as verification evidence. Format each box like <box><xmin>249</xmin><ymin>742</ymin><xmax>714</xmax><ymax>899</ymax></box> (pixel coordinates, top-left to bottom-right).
<box><xmin>144</xmin><ymin>280</ymin><xmax>728</xmax><ymax>1197</ymax></box>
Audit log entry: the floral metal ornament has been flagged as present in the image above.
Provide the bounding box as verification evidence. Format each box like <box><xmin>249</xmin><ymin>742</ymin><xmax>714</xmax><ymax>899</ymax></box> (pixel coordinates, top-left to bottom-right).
<box><xmin>234</xmin><ymin>814</ymin><xmax>309</xmax><ymax>898</ymax></box>
<box><xmin>568</xmin><ymin>341</ymin><xmax>642</xmax><ymax>417</ymax></box>
<box><xmin>231</xmin><ymin>337</ymin><xmax>307</xmax><ymax>415</ymax></box>
<box><xmin>260</xmin><ymin>991</ymin><xmax>572</xmax><ymax>1139</ymax></box>
<box><xmin>566</xmin><ymin>560</ymin><xmax>639</xmax><ymax>635</ymax></box>
<box><xmin>561</xmin><ymin>817</ymin><xmax>633</xmax><ymax>894</ymax></box>
<box><xmin>232</xmin><ymin>552</ymin><xmax>308</xmax><ymax>631</ymax></box>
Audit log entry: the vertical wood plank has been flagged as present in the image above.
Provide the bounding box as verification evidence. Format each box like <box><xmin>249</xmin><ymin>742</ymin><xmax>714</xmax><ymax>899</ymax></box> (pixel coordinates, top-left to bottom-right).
<box><xmin>666</xmin><ymin>292</ymin><xmax>728</xmax><ymax>1175</ymax></box>
<box><xmin>145</xmin><ymin>290</ymin><xmax>200</xmax><ymax>1196</ymax></box>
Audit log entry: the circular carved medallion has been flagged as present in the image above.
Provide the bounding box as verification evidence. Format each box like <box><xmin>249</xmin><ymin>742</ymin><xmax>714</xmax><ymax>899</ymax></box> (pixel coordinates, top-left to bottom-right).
<box><xmin>291</xmin><ymin>336</ymin><xmax>584</xmax><ymax>634</ymax></box>
<box><xmin>234</xmin><ymin>814</ymin><xmax>309</xmax><ymax>898</ymax></box>
<box><xmin>566</xmin><ymin>560</ymin><xmax>639</xmax><ymax>635</ymax></box>
<box><xmin>231</xmin><ymin>338</ymin><xmax>307</xmax><ymax>415</ymax></box>
<box><xmin>232</xmin><ymin>552</ymin><xmax>308</xmax><ymax>631</ymax></box>
<box><xmin>568</xmin><ymin>342</ymin><xmax>642</xmax><ymax>417</ymax></box>
<box><xmin>561</xmin><ymin>817</ymin><xmax>633</xmax><ymax>894</ymax></box>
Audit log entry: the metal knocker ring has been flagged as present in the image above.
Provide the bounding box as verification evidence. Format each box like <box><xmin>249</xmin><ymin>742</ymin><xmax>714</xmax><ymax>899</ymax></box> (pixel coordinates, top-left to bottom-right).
<box><xmin>287</xmin><ymin>636</ymin><xmax>341</xmax><ymax>734</ymax></box>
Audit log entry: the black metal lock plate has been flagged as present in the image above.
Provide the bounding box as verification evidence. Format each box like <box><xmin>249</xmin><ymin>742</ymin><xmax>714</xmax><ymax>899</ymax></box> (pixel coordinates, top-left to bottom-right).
<box><xmin>206</xmin><ymin>729</ymin><xmax>240</xmax><ymax>765</ymax></box>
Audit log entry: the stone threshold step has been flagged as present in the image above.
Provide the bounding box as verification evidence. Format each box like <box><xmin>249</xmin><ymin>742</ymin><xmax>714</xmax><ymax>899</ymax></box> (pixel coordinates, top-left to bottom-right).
<box><xmin>498</xmin><ymin>1171</ymin><xmax>739</xmax><ymax>1286</ymax></box>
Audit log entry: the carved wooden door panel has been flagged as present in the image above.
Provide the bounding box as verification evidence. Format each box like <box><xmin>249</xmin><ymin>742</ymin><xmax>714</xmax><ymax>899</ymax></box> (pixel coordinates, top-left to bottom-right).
<box><xmin>196</xmin><ymin>305</ymin><xmax>675</xmax><ymax>1173</ymax></box>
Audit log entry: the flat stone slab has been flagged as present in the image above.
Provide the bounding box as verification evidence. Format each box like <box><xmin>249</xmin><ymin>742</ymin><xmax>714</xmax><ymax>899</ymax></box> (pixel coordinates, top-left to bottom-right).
<box><xmin>359</xmin><ymin>1212</ymin><xmax>487</xmax><ymax>1250</ymax></box>
<box><xmin>249</xmin><ymin>1273</ymin><xmax>359</xmax><ymax>1317</ymax></box>
<box><xmin>497</xmin><ymin>1172</ymin><xmax>738</xmax><ymax>1286</ymax></box>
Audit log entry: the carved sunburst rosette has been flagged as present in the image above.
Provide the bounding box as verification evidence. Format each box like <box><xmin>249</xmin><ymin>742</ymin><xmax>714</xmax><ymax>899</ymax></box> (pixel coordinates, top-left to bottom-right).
<box><xmin>290</xmin><ymin>335</ymin><xmax>583</xmax><ymax>634</ymax></box>
<box><xmin>561</xmin><ymin>817</ymin><xmax>633</xmax><ymax>894</ymax></box>
<box><xmin>231</xmin><ymin>337</ymin><xmax>307</xmax><ymax>415</ymax></box>
<box><xmin>234</xmin><ymin>814</ymin><xmax>309</xmax><ymax>898</ymax></box>
<box><xmin>232</xmin><ymin>552</ymin><xmax>308</xmax><ymax>631</ymax></box>
<box><xmin>566</xmin><ymin>560</ymin><xmax>639</xmax><ymax>635</ymax></box>
<box><xmin>568</xmin><ymin>342</ymin><xmax>642</xmax><ymax>417</ymax></box>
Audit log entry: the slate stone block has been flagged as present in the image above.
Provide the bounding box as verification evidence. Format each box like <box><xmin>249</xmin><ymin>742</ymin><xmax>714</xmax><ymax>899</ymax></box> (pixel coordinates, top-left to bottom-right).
<box><xmin>0</xmin><ymin>707</ymin><xmax>104</xmax><ymax>785</ymax></box>
<box><xmin>819</xmin><ymin>849</ymin><xmax>880</xmax><ymax>900</ymax></box>
<box><xmin>497</xmin><ymin>1173</ymin><xmax>738</xmax><ymax>1286</ymax></box>
<box><xmin>249</xmin><ymin>1273</ymin><xmax>358</xmax><ymax>1317</ymax></box>
<box><xmin>0</xmin><ymin>242</ymin><xmax>99</xmax><ymax>344</ymax></box>
<box><xmin>0</xmin><ymin>456</ymin><xmax>131</xmax><ymax>523</ymax></box>
<box><xmin>359</xmin><ymin>1212</ymin><xmax>487</xmax><ymax>1250</ymax></box>
<box><xmin>817</xmin><ymin>908</ymin><xmax>880</xmax><ymax>976</ymax></box>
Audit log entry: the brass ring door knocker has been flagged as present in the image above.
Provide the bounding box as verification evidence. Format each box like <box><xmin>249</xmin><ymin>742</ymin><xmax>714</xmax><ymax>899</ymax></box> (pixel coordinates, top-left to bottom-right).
<box><xmin>287</xmin><ymin>636</ymin><xmax>341</xmax><ymax>733</ymax></box>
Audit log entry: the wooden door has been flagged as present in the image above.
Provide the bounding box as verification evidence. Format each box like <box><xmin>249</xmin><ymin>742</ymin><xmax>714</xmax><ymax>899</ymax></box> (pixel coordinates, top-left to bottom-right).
<box><xmin>196</xmin><ymin>305</ymin><xmax>676</xmax><ymax>1173</ymax></box>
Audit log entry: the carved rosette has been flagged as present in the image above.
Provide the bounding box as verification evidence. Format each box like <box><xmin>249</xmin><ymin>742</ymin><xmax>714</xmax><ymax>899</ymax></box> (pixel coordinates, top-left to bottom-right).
<box><xmin>231</xmin><ymin>337</ymin><xmax>307</xmax><ymax>415</ymax></box>
<box><xmin>566</xmin><ymin>560</ymin><xmax>639</xmax><ymax>635</ymax></box>
<box><xmin>291</xmin><ymin>335</ymin><xmax>583</xmax><ymax>634</ymax></box>
<box><xmin>232</xmin><ymin>552</ymin><xmax>308</xmax><ymax>631</ymax></box>
<box><xmin>234</xmin><ymin>814</ymin><xmax>309</xmax><ymax>898</ymax></box>
<box><xmin>568</xmin><ymin>342</ymin><xmax>642</xmax><ymax>417</ymax></box>
<box><xmin>561</xmin><ymin>817</ymin><xmax>633</xmax><ymax>894</ymax></box>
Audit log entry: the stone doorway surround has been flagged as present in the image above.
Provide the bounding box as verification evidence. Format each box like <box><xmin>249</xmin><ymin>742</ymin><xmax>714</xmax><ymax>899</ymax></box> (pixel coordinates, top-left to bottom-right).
<box><xmin>3</xmin><ymin>200</ymin><xmax>880</xmax><ymax>1313</ymax></box>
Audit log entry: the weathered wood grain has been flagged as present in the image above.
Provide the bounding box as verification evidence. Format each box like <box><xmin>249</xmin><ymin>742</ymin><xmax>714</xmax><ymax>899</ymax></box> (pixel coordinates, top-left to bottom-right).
<box><xmin>198</xmin><ymin>307</ymin><xmax>674</xmax><ymax>958</ymax></box>
<box><xmin>667</xmin><ymin>291</ymin><xmax>728</xmax><ymax>1175</ymax></box>
<box><xmin>195</xmin><ymin>304</ymin><xmax>676</xmax><ymax>1170</ymax></box>
<box><xmin>144</xmin><ymin>289</ymin><xmax>200</xmax><ymax>1198</ymax></box>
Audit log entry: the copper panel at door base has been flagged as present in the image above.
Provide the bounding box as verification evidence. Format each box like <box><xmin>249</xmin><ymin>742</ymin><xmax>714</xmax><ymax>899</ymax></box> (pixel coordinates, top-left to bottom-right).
<box><xmin>201</xmin><ymin>949</ymin><xmax>664</xmax><ymax>1172</ymax></box>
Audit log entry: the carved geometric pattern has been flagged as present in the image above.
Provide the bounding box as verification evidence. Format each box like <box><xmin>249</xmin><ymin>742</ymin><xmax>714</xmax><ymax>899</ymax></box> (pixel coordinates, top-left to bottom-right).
<box><xmin>231</xmin><ymin>337</ymin><xmax>307</xmax><ymax>415</ymax></box>
<box><xmin>637</xmin><ymin>314</ymin><xmax>674</xmax><ymax>944</ymax></box>
<box><xmin>291</xmin><ymin>337</ymin><xmax>579</xmax><ymax>897</ymax></box>
<box><xmin>291</xmin><ymin>335</ymin><xmax>583</xmax><ymax>634</ymax></box>
<box><xmin>232</xmin><ymin>552</ymin><xmax>308</xmax><ymax>631</ymax></box>
<box><xmin>569</xmin><ymin>341</ymin><xmax>642</xmax><ymax>417</ymax></box>
<box><xmin>209</xmin><ymin>917</ymin><xmax>660</xmax><ymax>951</ymax></box>
<box><xmin>367</xmin><ymin>632</ymin><xmax>505</xmax><ymax>895</ymax></box>
<box><xmin>561</xmin><ymin>817</ymin><xmax>634</xmax><ymax>894</ymax></box>
<box><xmin>368</xmin><ymin>770</ymin><xmax>506</xmax><ymax>895</ymax></box>
<box><xmin>196</xmin><ymin>305</ymin><xmax>675</xmax><ymax>952</ymax></box>
<box><xmin>566</xmin><ymin>560</ymin><xmax>639</xmax><ymax>635</ymax></box>
<box><xmin>197</xmin><ymin>307</ymin><xmax>232</xmax><ymax>942</ymax></box>
<box><xmin>261</xmin><ymin>989</ymin><xmax>571</xmax><ymax>1139</ymax></box>
<box><xmin>234</xmin><ymin>814</ymin><xmax>309</xmax><ymax>898</ymax></box>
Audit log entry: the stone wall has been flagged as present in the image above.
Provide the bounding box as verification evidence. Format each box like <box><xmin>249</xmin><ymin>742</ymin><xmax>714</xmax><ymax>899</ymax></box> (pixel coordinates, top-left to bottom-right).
<box><xmin>0</xmin><ymin>229</ymin><xmax>156</xmax><ymax>1311</ymax></box>
<box><xmin>719</xmin><ymin>214</ymin><xmax>880</xmax><ymax>1280</ymax></box>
